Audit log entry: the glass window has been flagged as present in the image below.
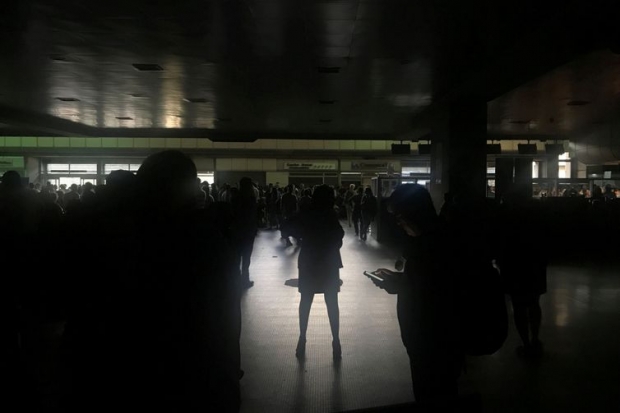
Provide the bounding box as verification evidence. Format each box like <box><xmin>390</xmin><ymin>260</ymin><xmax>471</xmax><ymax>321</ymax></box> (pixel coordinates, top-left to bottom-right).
<box><xmin>47</xmin><ymin>163</ymin><xmax>70</xmax><ymax>174</ymax></box>
<box><xmin>58</xmin><ymin>177</ymin><xmax>98</xmax><ymax>187</ymax></box>
<box><xmin>487</xmin><ymin>179</ymin><xmax>495</xmax><ymax>197</ymax></box>
<box><xmin>47</xmin><ymin>163</ymin><xmax>97</xmax><ymax>174</ymax></box>
<box><xmin>532</xmin><ymin>161</ymin><xmax>539</xmax><ymax>179</ymax></box>
<box><xmin>402</xmin><ymin>166</ymin><xmax>431</xmax><ymax>175</ymax></box>
<box><xmin>487</xmin><ymin>167</ymin><xmax>496</xmax><ymax>175</ymax></box>
<box><xmin>197</xmin><ymin>173</ymin><xmax>215</xmax><ymax>184</ymax></box>
<box><xmin>104</xmin><ymin>163</ymin><xmax>142</xmax><ymax>175</ymax></box>
<box><xmin>559</xmin><ymin>161</ymin><xmax>571</xmax><ymax>179</ymax></box>
<box><xmin>69</xmin><ymin>164</ymin><xmax>97</xmax><ymax>174</ymax></box>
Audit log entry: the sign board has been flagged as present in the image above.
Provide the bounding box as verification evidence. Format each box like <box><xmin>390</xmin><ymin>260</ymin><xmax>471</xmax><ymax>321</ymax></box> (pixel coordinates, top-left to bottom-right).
<box><xmin>604</xmin><ymin>171</ymin><xmax>612</xmax><ymax>179</ymax></box>
<box><xmin>283</xmin><ymin>161</ymin><xmax>336</xmax><ymax>171</ymax></box>
<box><xmin>352</xmin><ymin>161</ymin><xmax>388</xmax><ymax>170</ymax></box>
<box><xmin>0</xmin><ymin>156</ymin><xmax>25</xmax><ymax>169</ymax></box>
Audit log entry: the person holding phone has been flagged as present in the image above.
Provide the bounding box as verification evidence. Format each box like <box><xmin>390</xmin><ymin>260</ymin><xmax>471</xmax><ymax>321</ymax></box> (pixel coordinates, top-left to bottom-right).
<box><xmin>369</xmin><ymin>183</ymin><xmax>463</xmax><ymax>412</ymax></box>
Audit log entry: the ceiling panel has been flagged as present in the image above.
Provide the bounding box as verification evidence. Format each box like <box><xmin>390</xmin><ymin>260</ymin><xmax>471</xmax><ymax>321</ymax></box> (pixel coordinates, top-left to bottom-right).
<box><xmin>487</xmin><ymin>50</ymin><xmax>620</xmax><ymax>139</ymax></box>
<box><xmin>0</xmin><ymin>0</ymin><xmax>616</xmax><ymax>142</ymax></box>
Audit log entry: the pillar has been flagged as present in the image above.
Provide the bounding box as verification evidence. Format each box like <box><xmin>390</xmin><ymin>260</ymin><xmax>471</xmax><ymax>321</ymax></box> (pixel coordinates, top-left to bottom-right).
<box><xmin>429</xmin><ymin>98</ymin><xmax>487</xmax><ymax>209</ymax></box>
<box><xmin>546</xmin><ymin>157</ymin><xmax>559</xmax><ymax>195</ymax></box>
<box><xmin>495</xmin><ymin>158</ymin><xmax>514</xmax><ymax>202</ymax></box>
<box><xmin>514</xmin><ymin>157</ymin><xmax>533</xmax><ymax>198</ymax></box>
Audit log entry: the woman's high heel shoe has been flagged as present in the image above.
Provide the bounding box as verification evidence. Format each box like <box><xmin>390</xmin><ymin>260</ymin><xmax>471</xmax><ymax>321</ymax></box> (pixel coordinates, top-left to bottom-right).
<box><xmin>332</xmin><ymin>339</ymin><xmax>342</xmax><ymax>360</ymax></box>
<box><xmin>295</xmin><ymin>338</ymin><xmax>306</xmax><ymax>358</ymax></box>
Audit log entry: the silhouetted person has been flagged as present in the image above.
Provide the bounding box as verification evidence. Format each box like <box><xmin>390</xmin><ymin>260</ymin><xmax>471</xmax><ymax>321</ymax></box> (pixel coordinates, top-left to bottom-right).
<box><xmin>280</xmin><ymin>185</ymin><xmax>298</xmax><ymax>246</ymax></box>
<box><xmin>195</xmin><ymin>177</ymin><xmax>208</xmax><ymax>209</ymax></box>
<box><xmin>288</xmin><ymin>184</ymin><xmax>344</xmax><ymax>360</ymax></box>
<box><xmin>64</xmin><ymin>183</ymin><xmax>80</xmax><ymax>203</ymax></box>
<box><xmin>62</xmin><ymin>151</ymin><xmax>240</xmax><ymax>412</ymax></box>
<box><xmin>230</xmin><ymin>177</ymin><xmax>259</xmax><ymax>289</ymax></box>
<box><xmin>202</xmin><ymin>182</ymin><xmax>215</xmax><ymax>207</ymax></box>
<box><xmin>266</xmin><ymin>184</ymin><xmax>280</xmax><ymax>229</ymax></box>
<box><xmin>497</xmin><ymin>193</ymin><xmax>548</xmax><ymax>358</ymax></box>
<box><xmin>370</xmin><ymin>184</ymin><xmax>463</xmax><ymax>411</ymax></box>
<box><xmin>360</xmin><ymin>187</ymin><xmax>378</xmax><ymax>241</ymax></box>
<box><xmin>298</xmin><ymin>188</ymin><xmax>312</xmax><ymax>213</ymax></box>
<box><xmin>344</xmin><ymin>184</ymin><xmax>356</xmax><ymax>228</ymax></box>
<box><xmin>350</xmin><ymin>187</ymin><xmax>363</xmax><ymax>237</ymax></box>
<box><xmin>439</xmin><ymin>191</ymin><xmax>454</xmax><ymax>221</ymax></box>
<box><xmin>1</xmin><ymin>170</ymin><xmax>43</xmax><ymax>408</ymax></box>
<box><xmin>604</xmin><ymin>184</ymin><xmax>616</xmax><ymax>200</ymax></box>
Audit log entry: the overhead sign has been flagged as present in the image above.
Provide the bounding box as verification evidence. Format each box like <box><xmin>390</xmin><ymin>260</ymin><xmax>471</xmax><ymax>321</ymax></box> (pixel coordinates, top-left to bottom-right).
<box><xmin>351</xmin><ymin>161</ymin><xmax>390</xmax><ymax>170</ymax></box>
<box><xmin>603</xmin><ymin>171</ymin><xmax>612</xmax><ymax>179</ymax></box>
<box><xmin>284</xmin><ymin>161</ymin><xmax>336</xmax><ymax>170</ymax></box>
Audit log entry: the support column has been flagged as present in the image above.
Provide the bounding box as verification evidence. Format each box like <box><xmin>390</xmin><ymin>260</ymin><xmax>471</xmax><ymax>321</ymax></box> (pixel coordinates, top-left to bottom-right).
<box><xmin>429</xmin><ymin>98</ymin><xmax>487</xmax><ymax>209</ymax></box>
<box><xmin>547</xmin><ymin>157</ymin><xmax>559</xmax><ymax>195</ymax></box>
<box><xmin>495</xmin><ymin>157</ymin><xmax>514</xmax><ymax>202</ymax></box>
<box><xmin>570</xmin><ymin>159</ymin><xmax>579</xmax><ymax>180</ymax></box>
<box><xmin>514</xmin><ymin>157</ymin><xmax>533</xmax><ymax>198</ymax></box>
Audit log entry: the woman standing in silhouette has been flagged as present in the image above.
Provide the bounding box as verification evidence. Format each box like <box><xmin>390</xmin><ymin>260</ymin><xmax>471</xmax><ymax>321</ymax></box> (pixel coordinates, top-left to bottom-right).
<box><xmin>288</xmin><ymin>184</ymin><xmax>344</xmax><ymax>360</ymax></box>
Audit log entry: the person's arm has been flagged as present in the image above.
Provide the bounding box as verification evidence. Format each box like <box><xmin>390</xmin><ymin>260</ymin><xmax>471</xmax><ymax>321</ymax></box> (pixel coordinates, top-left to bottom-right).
<box><xmin>369</xmin><ymin>268</ymin><xmax>405</xmax><ymax>294</ymax></box>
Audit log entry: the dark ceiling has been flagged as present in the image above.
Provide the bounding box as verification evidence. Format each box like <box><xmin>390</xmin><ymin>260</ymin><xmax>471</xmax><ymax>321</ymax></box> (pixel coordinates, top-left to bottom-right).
<box><xmin>0</xmin><ymin>0</ymin><xmax>618</xmax><ymax>141</ymax></box>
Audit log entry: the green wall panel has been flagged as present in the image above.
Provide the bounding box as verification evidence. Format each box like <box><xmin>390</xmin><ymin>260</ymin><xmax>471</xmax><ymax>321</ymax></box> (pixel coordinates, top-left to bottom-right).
<box><xmin>134</xmin><ymin>138</ymin><xmax>149</xmax><ymax>148</ymax></box>
<box><xmin>86</xmin><ymin>138</ymin><xmax>102</xmax><ymax>148</ymax></box>
<box><xmin>38</xmin><ymin>137</ymin><xmax>54</xmax><ymax>147</ymax></box>
<box><xmin>54</xmin><ymin>137</ymin><xmax>70</xmax><ymax>147</ymax></box>
<box><xmin>149</xmin><ymin>138</ymin><xmax>165</xmax><ymax>147</ymax></box>
<box><xmin>101</xmin><ymin>138</ymin><xmax>118</xmax><ymax>148</ymax></box>
<box><xmin>5</xmin><ymin>137</ymin><xmax>21</xmax><ymax>147</ymax></box>
<box><xmin>70</xmin><ymin>137</ymin><xmax>86</xmax><ymax>147</ymax></box>
<box><xmin>118</xmin><ymin>138</ymin><xmax>134</xmax><ymax>148</ymax></box>
<box><xmin>21</xmin><ymin>137</ymin><xmax>37</xmax><ymax>147</ymax></box>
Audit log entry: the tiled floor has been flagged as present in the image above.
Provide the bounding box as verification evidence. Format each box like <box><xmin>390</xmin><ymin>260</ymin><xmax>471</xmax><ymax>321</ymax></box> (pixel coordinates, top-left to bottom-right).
<box><xmin>238</xmin><ymin>222</ymin><xmax>620</xmax><ymax>412</ymax></box>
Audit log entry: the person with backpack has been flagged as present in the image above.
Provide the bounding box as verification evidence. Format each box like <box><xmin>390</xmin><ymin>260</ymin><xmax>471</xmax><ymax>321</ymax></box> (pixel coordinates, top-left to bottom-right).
<box><xmin>369</xmin><ymin>184</ymin><xmax>464</xmax><ymax>411</ymax></box>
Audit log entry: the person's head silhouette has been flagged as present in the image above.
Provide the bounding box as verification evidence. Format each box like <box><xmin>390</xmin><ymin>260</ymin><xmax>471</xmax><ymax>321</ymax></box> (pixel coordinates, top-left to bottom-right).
<box><xmin>137</xmin><ymin>150</ymin><xmax>197</xmax><ymax>213</ymax></box>
<box><xmin>387</xmin><ymin>184</ymin><xmax>438</xmax><ymax>237</ymax></box>
<box><xmin>312</xmin><ymin>184</ymin><xmax>335</xmax><ymax>210</ymax></box>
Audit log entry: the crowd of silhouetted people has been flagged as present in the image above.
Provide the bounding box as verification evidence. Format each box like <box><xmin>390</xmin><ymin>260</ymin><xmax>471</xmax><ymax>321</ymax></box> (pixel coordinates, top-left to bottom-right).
<box><xmin>4</xmin><ymin>151</ymin><xmax>620</xmax><ymax>412</ymax></box>
<box><xmin>3</xmin><ymin>152</ymin><xmax>245</xmax><ymax>411</ymax></box>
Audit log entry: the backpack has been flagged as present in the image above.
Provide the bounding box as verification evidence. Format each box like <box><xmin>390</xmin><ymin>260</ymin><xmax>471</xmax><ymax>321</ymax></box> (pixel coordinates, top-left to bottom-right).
<box><xmin>444</xmin><ymin>198</ymin><xmax>508</xmax><ymax>356</ymax></box>
<box><xmin>457</xmin><ymin>261</ymin><xmax>508</xmax><ymax>356</ymax></box>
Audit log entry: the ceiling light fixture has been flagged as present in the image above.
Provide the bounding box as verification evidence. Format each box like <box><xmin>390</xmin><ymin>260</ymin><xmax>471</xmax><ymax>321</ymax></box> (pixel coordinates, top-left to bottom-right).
<box><xmin>317</xmin><ymin>67</ymin><xmax>340</xmax><ymax>74</ymax></box>
<box><xmin>567</xmin><ymin>100</ymin><xmax>590</xmax><ymax>106</ymax></box>
<box><xmin>49</xmin><ymin>54</ymin><xmax>70</xmax><ymax>62</ymax></box>
<box><xmin>132</xmin><ymin>63</ymin><xmax>164</xmax><ymax>71</ymax></box>
<box><xmin>184</xmin><ymin>98</ymin><xmax>208</xmax><ymax>103</ymax></box>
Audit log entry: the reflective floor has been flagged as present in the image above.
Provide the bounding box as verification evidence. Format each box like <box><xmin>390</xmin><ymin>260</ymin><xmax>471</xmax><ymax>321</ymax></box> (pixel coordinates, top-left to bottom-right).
<box><xmin>16</xmin><ymin>221</ymin><xmax>620</xmax><ymax>412</ymax></box>
<box><xmin>239</xmin><ymin>223</ymin><xmax>620</xmax><ymax>413</ymax></box>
